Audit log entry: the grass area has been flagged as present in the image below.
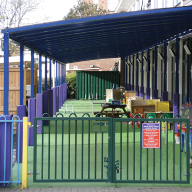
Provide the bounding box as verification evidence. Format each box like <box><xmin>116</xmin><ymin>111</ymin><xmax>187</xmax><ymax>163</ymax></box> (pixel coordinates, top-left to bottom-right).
<box><xmin>11</xmin><ymin>100</ymin><xmax>192</xmax><ymax>188</ymax></box>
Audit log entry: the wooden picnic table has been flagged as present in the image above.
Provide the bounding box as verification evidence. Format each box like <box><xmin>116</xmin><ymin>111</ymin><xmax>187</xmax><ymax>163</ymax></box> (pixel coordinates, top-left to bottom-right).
<box><xmin>94</xmin><ymin>104</ymin><xmax>130</xmax><ymax>118</ymax></box>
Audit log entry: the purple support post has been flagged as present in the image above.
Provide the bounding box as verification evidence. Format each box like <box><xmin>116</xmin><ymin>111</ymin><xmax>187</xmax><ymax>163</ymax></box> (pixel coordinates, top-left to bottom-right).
<box><xmin>61</xmin><ymin>85</ymin><xmax>63</xmax><ymax>107</ymax></box>
<box><xmin>135</xmin><ymin>85</ymin><xmax>139</xmax><ymax>96</ymax></box>
<box><xmin>189</xmin><ymin>97</ymin><xmax>192</xmax><ymax>104</ymax></box>
<box><xmin>152</xmin><ymin>89</ymin><xmax>158</xmax><ymax>99</ymax></box>
<box><xmin>28</xmin><ymin>98</ymin><xmax>36</xmax><ymax>146</ymax></box>
<box><xmin>0</xmin><ymin>114</ymin><xmax>12</xmax><ymax>187</ymax></box>
<box><xmin>36</xmin><ymin>93</ymin><xmax>43</xmax><ymax>134</ymax></box>
<box><xmin>16</xmin><ymin>105</ymin><xmax>26</xmax><ymax>163</ymax></box>
<box><xmin>162</xmin><ymin>91</ymin><xmax>168</xmax><ymax>101</ymax></box>
<box><xmin>59</xmin><ymin>86</ymin><xmax>62</xmax><ymax>109</ymax></box>
<box><xmin>48</xmin><ymin>89</ymin><xmax>53</xmax><ymax>117</ymax></box>
<box><xmin>52</xmin><ymin>87</ymin><xmax>57</xmax><ymax>115</ymax></box>
<box><xmin>56</xmin><ymin>87</ymin><xmax>59</xmax><ymax>112</ymax></box>
<box><xmin>43</xmin><ymin>90</ymin><xmax>49</xmax><ymax>125</ymax></box>
<box><xmin>146</xmin><ymin>87</ymin><xmax>150</xmax><ymax>100</ymax></box>
<box><xmin>140</xmin><ymin>87</ymin><xmax>144</xmax><ymax>99</ymax></box>
<box><xmin>63</xmin><ymin>84</ymin><xmax>65</xmax><ymax>102</ymax></box>
<box><xmin>131</xmin><ymin>85</ymin><xmax>134</xmax><ymax>91</ymax></box>
<box><xmin>173</xmin><ymin>93</ymin><xmax>180</xmax><ymax>133</ymax></box>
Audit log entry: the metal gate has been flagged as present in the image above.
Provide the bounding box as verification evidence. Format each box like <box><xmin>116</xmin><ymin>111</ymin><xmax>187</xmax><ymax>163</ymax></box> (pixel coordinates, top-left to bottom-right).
<box><xmin>33</xmin><ymin>115</ymin><xmax>113</xmax><ymax>182</ymax></box>
<box><xmin>33</xmin><ymin>116</ymin><xmax>190</xmax><ymax>184</ymax></box>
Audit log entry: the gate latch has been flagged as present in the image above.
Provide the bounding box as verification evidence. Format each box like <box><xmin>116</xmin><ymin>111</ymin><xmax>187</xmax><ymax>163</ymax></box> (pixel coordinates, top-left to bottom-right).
<box><xmin>27</xmin><ymin>171</ymin><xmax>40</xmax><ymax>177</ymax></box>
<box><xmin>104</xmin><ymin>157</ymin><xmax>109</xmax><ymax>179</ymax></box>
<box><xmin>115</xmin><ymin>160</ymin><xmax>119</xmax><ymax>174</ymax></box>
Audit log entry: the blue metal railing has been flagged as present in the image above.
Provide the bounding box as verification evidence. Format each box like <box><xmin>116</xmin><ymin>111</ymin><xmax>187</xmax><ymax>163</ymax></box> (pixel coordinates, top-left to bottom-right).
<box><xmin>0</xmin><ymin>115</ymin><xmax>23</xmax><ymax>186</ymax></box>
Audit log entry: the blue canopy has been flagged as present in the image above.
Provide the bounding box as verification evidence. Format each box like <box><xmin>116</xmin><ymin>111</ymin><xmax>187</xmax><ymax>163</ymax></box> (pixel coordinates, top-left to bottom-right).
<box><xmin>2</xmin><ymin>6</ymin><xmax>192</xmax><ymax>63</ymax></box>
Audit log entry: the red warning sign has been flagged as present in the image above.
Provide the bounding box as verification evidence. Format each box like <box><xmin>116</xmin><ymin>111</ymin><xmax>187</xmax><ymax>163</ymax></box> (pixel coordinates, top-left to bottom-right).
<box><xmin>142</xmin><ymin>123</ymin><xmax>160</xmax><ymax>148</ymax></box>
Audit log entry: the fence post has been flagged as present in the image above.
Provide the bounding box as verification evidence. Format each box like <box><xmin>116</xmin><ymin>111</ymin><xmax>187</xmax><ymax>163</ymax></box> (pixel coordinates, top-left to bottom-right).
<box><xmin>22</xmin><ymin>117</ymin><xmax>31</xmax><ymax>189</ymax></box>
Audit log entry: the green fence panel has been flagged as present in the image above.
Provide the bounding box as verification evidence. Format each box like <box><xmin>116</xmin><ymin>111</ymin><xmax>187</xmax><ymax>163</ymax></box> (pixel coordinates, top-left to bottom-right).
<box><xmin>112</xmin><ymin>118</ymin><xmax>190</xmax><ymax>184</ymax></box>
<box><xmin>76</xmin><ymin>71</ymin><xmax>120</xmax><ymax>100</ymax></box>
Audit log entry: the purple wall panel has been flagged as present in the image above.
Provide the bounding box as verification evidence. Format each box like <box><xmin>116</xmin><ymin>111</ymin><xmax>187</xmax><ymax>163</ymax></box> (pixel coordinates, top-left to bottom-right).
<box><xmin>173</xmin><ymin>93</ymin><xmax>179</xmax><ymax>133</ymax></box>
<box><xmin>28</xmin><ymin>98</ymin><xmax>36</xmax><ymax>146</ymax></box>
<box><xmin>146</xmin><ymin>87</ymin><xmax>150</xmax><ymax>99</ymax></box>
<box><xmin>16</xmin><ymin>105</ymin><xmax>26</xmax><ymax>163</ymax></box>
<box><xmin>0</xmin><ymin>114</ymin><xmax>13</xmax><ymax>187</ymax></box>
<box><xmin>36</xmin><ymin>93</ymin><xmax>43</xmax><ymax>134</ymax></box>
<box><xmin>43</xmin><ymin>90</ymin><xmax>49</xmax><ymax>125</ymax></box>
<box><xmin>48</xmin><ymin>90</ymin><xmax>53</xmax><ymax>117</ymax></box>
<box><xmin>140</xmin><ymin>87</ymin><xmax>144</xmax><ymax>99</ymax></box>
<box><xmin>131</xmin><ymin>85</ymin><xmax>134</xmax><ymax>91</ymax></box>
<box><xmin>52</xmin><ymin>87</ymin><xmax>57</xmax><ymax>115</ymax></box>
<box><xmin>135</xmin><ymin>85</ymin><xmax>139</xmax><ymax>96</ymax></box>
<box><xmin>28</xmin><ymin>98</ymin><xmax>36</xmax><ymax>125</ymax></box>
<box><xmin>162</xmin><ymin>91</ymin><xmax>168</xmax><ymax>101</ymax></box>
<box><xmin>152</xmin><ymin>89</ymin><xmax>158</xmax><ymax>99</ymax></box>
<box><xmin>61</xmin><ymin>85</ymin><xmax>63</xmax><ymax>105</ymax></box>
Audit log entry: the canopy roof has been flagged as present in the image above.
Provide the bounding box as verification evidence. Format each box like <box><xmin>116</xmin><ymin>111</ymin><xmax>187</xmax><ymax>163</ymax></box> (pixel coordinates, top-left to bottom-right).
<box><xmin>2</xmin><ymin>6</ymin><xmax>192</xmax><ymax>64</ymax></box>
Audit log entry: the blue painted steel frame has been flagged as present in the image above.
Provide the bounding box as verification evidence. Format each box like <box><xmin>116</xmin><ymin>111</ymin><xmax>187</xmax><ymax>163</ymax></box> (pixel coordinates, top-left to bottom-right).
<box><xmin>3</xmin><ymin>33</ymin><xmax>9</xmax><ymax>115</ymax></box>
<box><xmin>31</xmin><ymin>50</ymin><xmax>34</xmax><ymax>98</ymax></box>
<box><xmin>45</xmin><ymin>57</ymin><xmax>47</xmax><ymax>91</ymax></box>
<box><xmin>2</xmin><ymin>6</ymin><xmax>192</xmax><ymax>64</ymax></box>
<box><xmin>20</xmin><ymin>44</ymin><xmax>24</xmax><ymax>105</ymax></box>
<box><xmin>38</xmin><ymin>54</ymin><xmax>42</xmax><ymax>93</ymax></box>
<box><xmin>49</xmin><ymin>59</ymin><xmax>52</xmax><ymax>89</ymax></box>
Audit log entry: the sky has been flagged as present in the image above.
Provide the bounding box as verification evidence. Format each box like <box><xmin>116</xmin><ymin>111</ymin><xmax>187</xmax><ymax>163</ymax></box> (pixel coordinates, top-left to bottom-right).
<box><xmin>26</xmin><ymin>0</ymin><xmax>79</xmax><ymax>25</ymax></box>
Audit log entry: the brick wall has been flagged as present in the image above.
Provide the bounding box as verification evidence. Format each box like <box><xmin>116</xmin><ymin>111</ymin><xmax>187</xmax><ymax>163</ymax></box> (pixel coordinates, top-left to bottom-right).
<box><xmin>99</xmin><ymin>0</ymin><xmax>108</xmax><ymax>10</ymax></box>
<box><xmin>83</xmin><ymin>0</ymin><xmax>93</xmax><ymax>3</ymax></box>
<box><xmin>69</xmin><ymin>58</ymin><xmax>119</xmax><ymax>71</ymax></box>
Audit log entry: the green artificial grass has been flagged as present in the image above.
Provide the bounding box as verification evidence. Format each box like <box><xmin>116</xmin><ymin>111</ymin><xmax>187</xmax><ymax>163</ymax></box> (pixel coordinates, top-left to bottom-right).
<box><xmin>11</xmin><ymin>100</ymin><xmax>192</xmax><ymax>188</ymax></box>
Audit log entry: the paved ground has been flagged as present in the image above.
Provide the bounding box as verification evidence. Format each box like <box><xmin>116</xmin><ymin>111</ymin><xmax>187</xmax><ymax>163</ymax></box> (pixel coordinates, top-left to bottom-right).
<box><xmin>1</xmin><ymin>187</ymin><xmax>192</xmax><ymax>192</ymax></box>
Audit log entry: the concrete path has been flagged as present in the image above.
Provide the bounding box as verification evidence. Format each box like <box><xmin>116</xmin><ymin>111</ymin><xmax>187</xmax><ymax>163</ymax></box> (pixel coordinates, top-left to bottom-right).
<box><xmin>1</xmin><ymin>187</ymin><xmax>192</xmax><ymax>192</ymax></box>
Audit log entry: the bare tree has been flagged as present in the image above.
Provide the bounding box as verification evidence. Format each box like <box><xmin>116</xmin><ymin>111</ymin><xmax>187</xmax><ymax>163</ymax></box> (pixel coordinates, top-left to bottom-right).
<box><xmin>0</xmin><ymin>0</ymin><xmax>42</xmax><ymax>28</ymax></box>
